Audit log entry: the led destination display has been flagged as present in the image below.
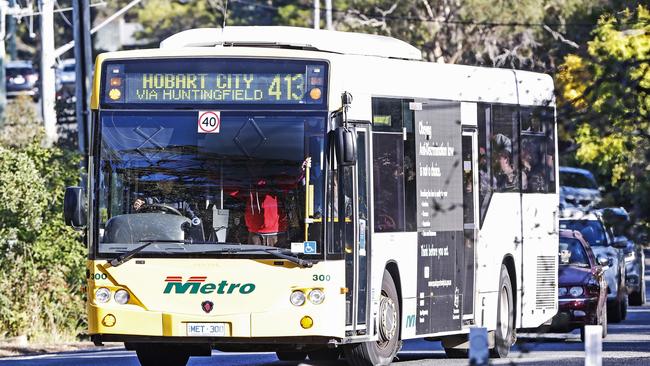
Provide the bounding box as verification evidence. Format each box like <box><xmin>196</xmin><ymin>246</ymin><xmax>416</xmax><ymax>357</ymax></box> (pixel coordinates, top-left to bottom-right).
<box><xmin>103</xmin><ymin>60</ymin><xmax>327</xmax><ymax>106</ymax></box>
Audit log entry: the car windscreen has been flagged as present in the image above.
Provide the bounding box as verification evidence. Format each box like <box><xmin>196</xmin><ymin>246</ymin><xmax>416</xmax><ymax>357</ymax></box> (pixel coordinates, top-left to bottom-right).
<box><xmin>6</xmin><ymin>67</ymin><xmax>33</xmax><ymax>77</ymax></box>
<box><xmin>559</xmin><ymin>238</ymin><xmax>590</xmax><ymax>266</ymax></box>
<box><xmin>560</xmin><ymin>172</ymin><xmax>597</xmax><ymax>189</ymax></box>
<box><xmin>560</xmin><ymin>220</ymin><xmax>607</xmax><ymax>246</ymax></box>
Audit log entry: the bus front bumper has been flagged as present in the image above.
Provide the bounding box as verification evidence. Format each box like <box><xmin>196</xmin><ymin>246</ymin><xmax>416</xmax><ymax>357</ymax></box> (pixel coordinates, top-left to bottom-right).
<box><xmin>88</xmin><ymin>303</ymin><xmax>341</xmax><ymax>341</ymax></box>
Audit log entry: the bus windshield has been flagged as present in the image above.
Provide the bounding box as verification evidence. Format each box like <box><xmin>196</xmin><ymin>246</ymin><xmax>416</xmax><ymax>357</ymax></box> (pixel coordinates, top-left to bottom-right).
<box><xmin>97</xmin><ymin>110</ymin><xmax>326</xmax><ymax>257</ymax></box>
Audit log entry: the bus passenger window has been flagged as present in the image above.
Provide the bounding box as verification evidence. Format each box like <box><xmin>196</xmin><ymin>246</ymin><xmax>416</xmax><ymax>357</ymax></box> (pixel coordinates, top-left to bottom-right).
<box><xmin>520</xmin><ymin>107</ymin><xmax>556</xmax><ymax>193</ymax></box>
<box><xmin>477</xmin><ymin>104</ymin><xmax>493</xmax><ymax>225</ymax></box>
<box><xmin>372</xmin><ymin>133</ymin><xmax>405</xmax><ymax>232</ymax></box>
<box><xmin>491</xmin><ymin>105</ymin><xmax>519</xmax><ymax>193</ymax></box>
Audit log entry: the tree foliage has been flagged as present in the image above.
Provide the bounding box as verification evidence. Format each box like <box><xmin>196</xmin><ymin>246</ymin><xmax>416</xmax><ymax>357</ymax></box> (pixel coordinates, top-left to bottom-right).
<box><xmin>0</xmin><ymin>98</ymin><xmax>85</xmax><ymax>340</ymax></box>
<box><xmin>557</xmin><ymin>5</ymin><xmax>649</xmax><ymax>231</ymax></box>
<box><xmin>129</xmin><ymin>0</ymin><xmax>604</xmax><ymax>71</ymax></box>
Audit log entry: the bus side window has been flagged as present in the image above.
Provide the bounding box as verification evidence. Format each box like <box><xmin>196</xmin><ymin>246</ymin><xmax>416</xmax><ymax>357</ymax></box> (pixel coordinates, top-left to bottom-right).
<box><xmin>543</xmin><ymin>107</ymin><xmax>557</xmax><ymax>193</ymax></box>
<box><xmin>477</xmin><ymin>103</ymin><xmax>493</xmax><ymax>225</ymax></box>
<box><xmin>372</xmin><ymin>98</ymin><xmax>407</xmax><ymax>233</ymax></box>
<box><xmin>491</xmin><ymin>105</ymin><xmax>519</xmax><ymax>193</ymax></box>
<box><xmin>520</xmin><ymin>107</ymin><xmax>555</xmax><ymax>193</ymax></box>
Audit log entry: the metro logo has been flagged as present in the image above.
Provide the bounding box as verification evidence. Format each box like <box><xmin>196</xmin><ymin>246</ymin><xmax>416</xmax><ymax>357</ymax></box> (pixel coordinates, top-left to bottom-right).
<box><xmin>163</xmin><ymin>276</ymin><xmax>256</xmax><ymax>295</ymax></box>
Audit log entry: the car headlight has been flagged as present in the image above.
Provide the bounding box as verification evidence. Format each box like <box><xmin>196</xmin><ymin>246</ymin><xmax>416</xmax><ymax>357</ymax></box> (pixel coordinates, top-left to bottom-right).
<box><xmin>290</xmin><ymin>290</ymin><xmax>306</xmax><ymax>306</ymax></box>
<box><xmin>558</xmin><ymin>287</ymin><xmax>568</xmax><ymax>297</ymax></box>
<box><xmin>114</xmin><ymin>289</ymin><xmax>130</xmax><ymax>305</ymax></box>
<box><xmin>569</xmin><ymin>286</ymin><xmax>584</xmax><ymax>297</ymax></box>
<box><xmin>308</xmin><ymin>289</ymin><xmax>325</xmax><ymax>305</ymax></box>
<box><xmin>95</xmin><ymin>287</ymin><xmax>111</xmax><ymax>303</ymax></box>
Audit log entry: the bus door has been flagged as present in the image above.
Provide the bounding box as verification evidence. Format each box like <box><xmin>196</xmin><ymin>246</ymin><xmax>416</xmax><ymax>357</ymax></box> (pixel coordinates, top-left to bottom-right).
<box><xmin>338</xmin><ymin>123</ymin><xmax>371</xmax><ymax>334</ymax></box>
<box><xmin>461</xmin><ymin>128</ymin><xmax>478</xmax><ymax>321</ymax></box>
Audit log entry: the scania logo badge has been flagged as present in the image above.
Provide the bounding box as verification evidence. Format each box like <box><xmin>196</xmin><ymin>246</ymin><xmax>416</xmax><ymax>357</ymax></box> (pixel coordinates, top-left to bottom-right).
<box><xmin>201</xmin><ymin>300</ymin><xmax>214</xmax><ymax>313</ymax></box>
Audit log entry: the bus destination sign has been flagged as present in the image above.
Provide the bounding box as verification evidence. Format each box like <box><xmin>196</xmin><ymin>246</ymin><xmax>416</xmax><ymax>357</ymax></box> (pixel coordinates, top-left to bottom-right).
<box><xmin>103</xmin><ymin>61</ymin><xmax>326</xmax><ymax>106</ymax></box>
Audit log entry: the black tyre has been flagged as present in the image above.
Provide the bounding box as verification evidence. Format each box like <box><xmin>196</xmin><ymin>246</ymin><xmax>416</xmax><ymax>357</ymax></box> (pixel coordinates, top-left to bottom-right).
<box><xmin>276</xmin><ymin>351</ymin><xmax>307</xmax><ymax>361</ymax></box>
<box><xmin>608</xmin><ymin>299</ymin><xmax>623</xmax><ymax>323</ymax></box>
<box><xmin>629</xmin><ymin>290</ymin><xmax>644</xmax><ymax>306</ymax></box>
<box><xmin>136</xmin><ymin>344</ymin><xmax>189</xmax><ymax>366</ymax></box>
<box><xmin>490</xmin><ymin>265</ymin><xmax>514</xmax><ymax>358</ymax></box>
<box><xmin>308</xmin><ymin>348</ymin><xmax>341</xmax><ymax>361</ymax></box>
<box><xmin>444</xmin><ymin>348</ymin><xmax>468</xmax><ymax>358</ymax></box>
<box><xmin>620</xmin><ymin>293</ymin><xmax>628</xmax><ymax>321</ymax></box>
<box><xmin>344</xmin><ymin>269</ymin><xmax>401</xmax><ymax>366</ymax></box>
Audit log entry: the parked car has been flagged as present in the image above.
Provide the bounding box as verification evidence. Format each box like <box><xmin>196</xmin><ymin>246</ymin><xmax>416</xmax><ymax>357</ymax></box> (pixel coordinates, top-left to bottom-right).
<box><xmin>601</xmin><ymin>207</ymin><xmax>646</xmax><ymax>306</ymax></box>
<box><xmin>551</xmin><ymin>230</ymin><xmax>608</xmax><ymax>341</ymax></box>
<box><xmin>5</xmin><ymin>60</ymin><xmax>39</xmax><ymax>101</ymax></box>
<box><xmin>560</xmin><ymin>211</ymin><xmax>628</xmax><ymax>322</ymax></box>
<box><xmin>559</xmin><ymin>167</ymin><xmax>601</xmax><ymax>211</ymax></box>
<box><xmin>56</xmin><ymin>58</ymin><xmax>76</xmax><ymax>90</ymax></box>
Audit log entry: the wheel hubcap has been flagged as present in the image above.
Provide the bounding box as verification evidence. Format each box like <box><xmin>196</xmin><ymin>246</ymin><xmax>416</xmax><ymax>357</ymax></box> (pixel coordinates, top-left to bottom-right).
<box><xmin>378</xmin><ymin>294</ymin><xmax>397</xmax><ymax>344</ymax></box>
<box><xmin>499</xmin><ymin>285</ymin><xmax>510</xmax><ymax>338</ymax></box>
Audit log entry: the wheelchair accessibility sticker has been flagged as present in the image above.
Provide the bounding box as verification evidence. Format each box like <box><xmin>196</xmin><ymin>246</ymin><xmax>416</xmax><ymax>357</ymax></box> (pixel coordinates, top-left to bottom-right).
<box><xmin>303</xmin><ymin>241</ymin><xmax>317</xmax><ymax>254</ymax></box>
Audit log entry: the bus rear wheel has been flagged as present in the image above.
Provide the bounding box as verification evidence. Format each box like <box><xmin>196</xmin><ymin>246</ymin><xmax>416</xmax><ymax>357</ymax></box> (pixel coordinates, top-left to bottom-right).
<box><xmin>135</xmin><ymin>344</ymin><xmax>190</xmax><ymax>366</ymax></box>
<box><xmin>490</xmin><ymin>264</ymin><xmax>514</xmax><ymax>359</ymax></box>
<box><xmin>344</xmin><ymin>269</ymin><xmax>401</xmax><ymax>366</ymax></box>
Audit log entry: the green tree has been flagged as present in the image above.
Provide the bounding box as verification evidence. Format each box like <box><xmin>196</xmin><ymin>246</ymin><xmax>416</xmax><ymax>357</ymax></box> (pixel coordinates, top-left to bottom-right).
<box><xmin>557</xmin><ymin>5</ymin><xmax>649</xmax><ymax>232</ymax></box>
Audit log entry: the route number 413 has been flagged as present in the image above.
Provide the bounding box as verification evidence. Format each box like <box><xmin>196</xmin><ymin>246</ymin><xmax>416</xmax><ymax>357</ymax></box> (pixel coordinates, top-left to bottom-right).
<box><xmin>198</xmin><ymin>111</ymin><xmax>221</xmax><ymax>134</ymax></box>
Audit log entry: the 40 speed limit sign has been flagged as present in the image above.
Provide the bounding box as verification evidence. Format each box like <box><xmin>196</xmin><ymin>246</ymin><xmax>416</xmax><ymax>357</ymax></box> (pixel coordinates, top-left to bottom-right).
<box><xmin>197</xmin><ymin>111</ymin><xmax>221</xmax><ymax>133</ymax></box>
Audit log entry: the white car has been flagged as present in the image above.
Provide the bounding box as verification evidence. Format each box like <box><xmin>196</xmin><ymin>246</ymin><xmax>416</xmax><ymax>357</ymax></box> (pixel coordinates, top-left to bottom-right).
<box><xmin>560</xmin><ymin>166</ymin><xmax>602</xmax><ymax>211</ymax></box>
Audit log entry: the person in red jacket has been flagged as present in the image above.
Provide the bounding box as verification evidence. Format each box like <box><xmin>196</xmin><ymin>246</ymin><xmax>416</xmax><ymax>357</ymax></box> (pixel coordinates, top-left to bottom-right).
<box><xmin>230</xmin><ymin>157</ymin><xmax>310</xmax><ymax>247</ymax></box>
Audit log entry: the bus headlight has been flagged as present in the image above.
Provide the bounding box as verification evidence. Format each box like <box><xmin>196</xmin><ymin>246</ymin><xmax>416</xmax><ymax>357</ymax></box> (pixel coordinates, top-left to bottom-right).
<box><xmin>569</xmin><ymin>286</ymin><xmax>584</xmax><ymax>297</ymax></box>
<box><xmin>95</xmin><ymin>287</ymin><xmax>111</xmax><ymax>303</ymax></box>
<box><xmin>308</xmin><ymin>289</ymin><xmax>325</xmax><ymax>305</ymax></box>
<box><xmin>290</xmin><ymin>290</ymin><xmax>306</xmax><ymax>306</ymax></box>
<box><xmin>114</xmin><ymin>289</ymin><xmax>130</xmax><ymax>305</ymax></box>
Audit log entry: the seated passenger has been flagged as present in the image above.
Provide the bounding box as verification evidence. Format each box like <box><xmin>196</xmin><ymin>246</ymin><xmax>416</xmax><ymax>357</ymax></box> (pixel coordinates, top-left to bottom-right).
<box><xmin>494</xmin><ymin>149</ymin><xmax>518</xmax><ymax>192</ymax></box>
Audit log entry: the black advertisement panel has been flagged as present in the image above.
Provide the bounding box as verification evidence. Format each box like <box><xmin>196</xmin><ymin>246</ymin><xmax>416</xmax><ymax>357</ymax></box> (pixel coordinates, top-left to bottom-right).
<box><xmin>414</xmin><ymin>100</ymin><xmax>463</xmax><ymax>335</ymax></box>
<box><xmin>415</xmin><ymin>101</ymin><xmax>463</xmax><ymax>231</ymax></box>
<box><xmin>416</xmin><ymin>231</ymin><xmax>463</xmax><ymax>334</ymax></box>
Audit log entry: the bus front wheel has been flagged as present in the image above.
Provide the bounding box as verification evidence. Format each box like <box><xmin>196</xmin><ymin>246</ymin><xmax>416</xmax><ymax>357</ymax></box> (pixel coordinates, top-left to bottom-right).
<box><xmin>490</xmin><ymin>264</ymin><xmax>514</xmax><ymax>359</ymax></box>
<box><xmin>276</xmin><ymin>351</ymin><xmax>307</xmax><ymax>361</ymax></box>
<box><xmin>344</xmin><ymin>269</ymin><xmax>401</xmax><ymax>366</ymax></box>
<box><xmin>136</xmin><ymin>344</ymin><xmax>190</xmax><ymax>366</ymax></box>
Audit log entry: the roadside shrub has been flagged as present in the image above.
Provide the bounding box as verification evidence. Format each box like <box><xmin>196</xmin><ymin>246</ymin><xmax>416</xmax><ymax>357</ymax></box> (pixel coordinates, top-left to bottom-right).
<box><xmin>0</xmin><ymin>97</ymin><xmax>85</xmax><ymax>341</ymax></box>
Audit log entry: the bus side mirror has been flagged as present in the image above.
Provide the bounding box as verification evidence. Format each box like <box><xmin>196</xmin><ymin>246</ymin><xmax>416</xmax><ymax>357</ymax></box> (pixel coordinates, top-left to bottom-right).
<box><xmin>334</xmin><ymin>126</ymin><xmax>356</xmax><ymax>166</ymax></box>
<box><xmin>64</xmin><ymin>186</ymin><xmax>87</xmax><ymax>229</ymax></box>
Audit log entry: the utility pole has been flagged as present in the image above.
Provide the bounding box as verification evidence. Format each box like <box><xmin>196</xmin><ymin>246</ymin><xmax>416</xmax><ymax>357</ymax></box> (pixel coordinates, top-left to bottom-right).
<box><xmin>0</xmin><ymin>2</ymin><xmax>7</xmax><ymax>127</ymax></box>
<box><xmin>313</xmin><ymin>0</ymin><xmax>319</xmax><ymax>30</ymax></box>
<box><xmin>325</xmin><ymin>0</ymin><xmax>332</xmax><ymax>30</ymax></box>
<box><xmin>72</xmin><ymin>0</ymin><xmax>92</xmax><ymax>157</ymax></box>
<box><xmin>39</xmin><ymin>0</ymin><xmax>57</xmax><ymax>145</ymax></box>
<box><xmin>7</xmin><ymin>0</ymin><xmax>16</xmax><ymax>59</ymax></box>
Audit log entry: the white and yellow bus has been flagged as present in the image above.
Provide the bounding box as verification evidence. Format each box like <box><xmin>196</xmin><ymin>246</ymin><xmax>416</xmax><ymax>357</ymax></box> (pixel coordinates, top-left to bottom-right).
<box><xmin>64</xmin><ymin>26</ymin><xmax>559</xmax><ymax>366</ymax></box>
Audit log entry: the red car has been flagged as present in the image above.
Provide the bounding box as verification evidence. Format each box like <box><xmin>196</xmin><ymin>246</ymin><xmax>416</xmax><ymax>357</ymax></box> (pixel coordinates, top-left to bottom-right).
<box><xmin>550</xmin><ymin>230</ymin><xmax>608</xmax><ymax>341</ymax></box>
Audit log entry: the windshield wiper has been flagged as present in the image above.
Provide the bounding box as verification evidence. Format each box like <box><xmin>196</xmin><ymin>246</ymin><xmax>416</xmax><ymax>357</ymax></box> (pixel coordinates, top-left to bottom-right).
<box><xmin>108</xmin><ymin>239</ymin><xmax>186</xmax><ymax>267</ymax></box>
<box><xmin>201</xmin><ymin>246</ymin><xmax>314</xmax><ymax>268</ymax></box>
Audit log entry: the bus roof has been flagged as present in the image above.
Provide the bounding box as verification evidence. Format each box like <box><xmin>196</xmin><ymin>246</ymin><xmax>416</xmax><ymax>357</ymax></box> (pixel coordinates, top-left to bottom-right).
<box><xmin>159</xmin><ymin>26</ymin><xmax>423</xmax><ymax>61</ymax></box>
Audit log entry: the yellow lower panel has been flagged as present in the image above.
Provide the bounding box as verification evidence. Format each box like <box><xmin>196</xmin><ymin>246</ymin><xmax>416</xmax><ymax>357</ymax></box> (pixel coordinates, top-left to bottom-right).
<box><xmin>89</xmin><ymin>304</ymin><xmax>163</xmax><ymax>335</ymax></box>
<box><xmin>251</xmin><ymin>308</ymin><xmax>339</xmax><ymax>338</ymax></box>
